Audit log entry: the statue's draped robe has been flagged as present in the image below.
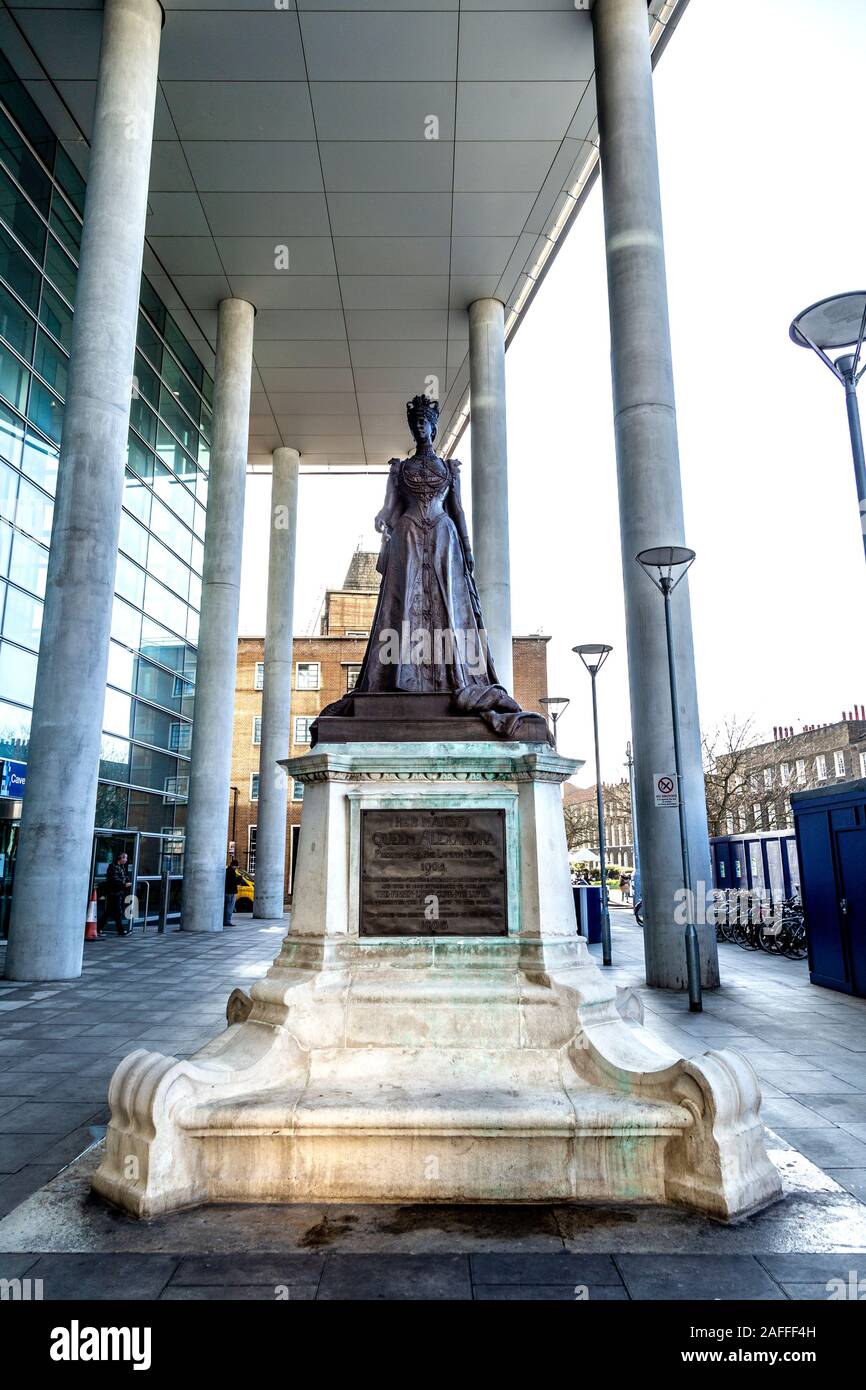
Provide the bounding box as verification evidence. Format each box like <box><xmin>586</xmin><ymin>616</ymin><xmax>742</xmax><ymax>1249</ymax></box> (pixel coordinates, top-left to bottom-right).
<box><xmin>355</xmin><ymin>453</ymin><xmax>496</xmax><ymax>694</ymax></box>
<box><xmin>313</xmin><ymin>449</ymin><xmax>547</xmax><ymax>742</ymax></box>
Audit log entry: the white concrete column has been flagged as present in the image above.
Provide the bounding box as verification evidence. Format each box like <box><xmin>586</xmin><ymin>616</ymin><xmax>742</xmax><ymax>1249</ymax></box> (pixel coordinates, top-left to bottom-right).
<box><xmin>182</xmin><ymin>298</ymin><xmax>255</xmax><ymax>933</ymax></box>
<box><xmin>592</xmin><ymin>0</ymin><xmax>718</xmax><ymax>988</ymax></box>
<box><xmin>468</xmin><ymin>298</ymin><xmax>513</xmax><ymax>694</ymax></box>
<box><xmin>253</xmin><ymin>447</ymin><xmax>300</xmax><ymax>920</ymax></box>
<box><xmin>4</xmin><ymin>0</ymin><xmax>163</xmax><ymax>982</ymax></box>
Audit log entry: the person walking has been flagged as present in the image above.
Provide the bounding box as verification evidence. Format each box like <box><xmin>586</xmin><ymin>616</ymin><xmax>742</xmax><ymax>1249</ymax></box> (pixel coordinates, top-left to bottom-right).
<box><xmin>105</xmin><ymin>851</ymin><xmax>132</xmax><ymax>936</ymax></box>
<box><xmin>224</xmin><ymin>858</ymin><xmax>240</xmax><ymax>927</ymax></box>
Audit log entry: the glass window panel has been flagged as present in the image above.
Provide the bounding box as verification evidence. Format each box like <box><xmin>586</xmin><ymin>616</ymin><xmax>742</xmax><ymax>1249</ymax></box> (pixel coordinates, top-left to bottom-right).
<box><xmin>0</xmin><ymin>341</ymin><xmax>28</xmax><ymax>412</ymax></box>
<box><xmin>38</xmin><ymin>281</ymin><xmax>73</xmax><ymax>351</ymax></box>
<box><xmin>148</xmin><ymin>535</ymin><xmax>189</xmax><ymax>600</ymax></box>
<box><xmin>15</xmin><ymin>478</ymin><xmax>53</xmax><ymax>544</ymax></box>
<box><xmin>49</xmin><ymin>192</ymin><xmax>81</xmax><ymax>259</ymax></box>
<box><xmin>143</xmin><ymin>574</ymin><xmax>187</xmax><ymax>638</ymax></box>
<box><xmin>3</xmin><ymin>585</ymin><xmax>42</xmax><ymax>649</ymax></box>
<box><xmin>169</xmin><ymin>720</ymin><xmax>191</xmax><ymax>753</ymax></box>
<box><xmin>201</xmin><ymin>369</ymin><xmax>213</xmax><ymax>408</ymax></box>
<box><xmin>126</xmin><ymin>432</ymin><xmax>156</xmax><ymax>483</ymax></box>
<box><xmin>100</xmin><ymin>733</ymin><xmax>131</xmax><ymax>784</ymax></box>
<box><xmin>9</xmin><ymin>529</ymin><xmax>47</xmax><ymax>596</ymax></box>
<box><xmin>122</xmin><ymin>468</ymin><xmax>152</xmax><ymax>526</ymax></box>
<box><xmin>138</xmin><ymin>278</ymin><xmax>165</xmax><ymax>335</ymax></box>
<box><xmin>32</xmin><ymin>330</ymin><xmax>67</xmax><ymax>395</ymax></box>
<box><xmin>0</xmin><ymin>54</ymin><xmax>56</xmax><ymax>168</ymax></box>
<box><xmin>140</xmin><ymin>613</ymin><xmax>186</xmax><ymax>660</ymax></box>
<box><xmin>150</xmin><ymin>492</ymin><xmax>192</xmax><ymax>558</ymax></box>
<box><xmin>52</xmin><ymin>145</ymin><xmax>85</xmax><ymax>217</ymax></box>
<box><xmin>44</xmin><ymin>235</ymin><xmax>77</xmax><ymax>302</ymax></box>
<box><xmin>27</xmin><ymin>378</ymin><xmax>63</xmax><ymax>443</ymax></box>
<box><xmin>136</xmin><ymin>311</ymin><xmax>162</xmax><ymax>371</ymax></box>
<box><xmin>133</xmin><ymin>350</ymin><xmax>159</xmax><ymax>409</ymax></box>
<box><xmin>155</xmin><ymin>419</ymin><xmax>195</xmax><ymax>478</ymax></box>
<box><xmin>155</xmin><ymin>470</ymin><xmax>195</xmax><ymax>529</ymax></box>
<box><xmin>193</xmin><ymin>503</ymin><xmax>206</xmax><ymax>539</ymax></box>
<box><xmin>128</xmin><ymin>788</ymin><xmax>177</xmax><ymax>834</ymax></box>
<box><xmin>188</xmin><ymin>572</ymin><xmax>201</xmax><ymax>612</ymax></box>
<box><xmin>130</xmin><ymin>392</ymin><xmax>157</xmax><ymax>448</ymax></box>
<box><xmin>118</xmin><ymin>510</ymin><xmax>148</xmax><ymax>567</ymax></box>
<box><xmin>0</xmin><ymin>519</ymin><xmax>12</xmax><ymax>577</ymax></box>
<box><xmin>107</xmin><ymin>639</ymin><xmax>135</xmax><ymax>693</ymax></box>
<box><xmin>103</xmin><ymin>686</ymin><xmax>132</xmax><ymax>738</ymax></box>
<box><xmin>110</xmin><ymin>594</ymin><xmax>142</xmax><ymax>649</ymax></box>
<box><xmin>0</xmin><ymin>399</ymin><xmax>23</xmax><ymax>467</ymax></box>
<box><xmin>0</xmin><ymin>109</ymin><xmax>52</xmax><ymax>210</ymax></box>
<box><xmin>95</xmin><ymin>782</ymin><xmax>128</xmax><ymax>830</ymax></box>
<box><xmin>129</xmin><ymin>743</ymin><xmax>179</xmax><ymax>794</ymax></box>
<box><xmin>133</xmin><ymin>700</ymin><xmax>174</xmax><ymax>751</ymax></box>
<box><xmin>163</xmin><ymin>319</ymin><xmax>203</xmax><ymax>390</ymax></box>
<box><xmin>0</xmin><ymin>639</ymin><xmax>37</xmax><ymax>705</ymax></box>
<box><xmin>160</xmin><ymin>353</ymin><xmax>201</xmax><ymax>428</ymax></box>
<box><xmin>0</xmin><ymin>224</ymin><xmax>40</xmax><ymax>311</ymax></box>
<box><xmin>0</xmin><ymin>167</ymin><xmax>47</xmax><ymax>260</ymax></box>
<box><xmin>191</xmin><ymin>536</ymin><xmax>203</xmax><ymax>575</ymax></box>
<box><xmin>0</xmin><ymin>458</ymin><xmax>18</xmax><ymax>523</ymax></box>
<box><xmin>0</xmin><ymin>281</ymin><xmax>35</xmax><ymax>358</ymax></box>
<box><xmin>199</xmin><ymin>403</ymin><xmax>212</xmax><ymax>445</ymax></box>
<box><xmin>134</xmin><ymin>657</ymin><xmax>180</xmax><ymax>711</ymax></box>
<box><xmin>185</xmin><ymin>607</ymin><xmax>199</xmax><ymax>645</ymax></box>
<box><xmin>21</xmin><ymin>428</ymin><xmax>58</xmax><ymax>494</ymax></box>
<box><xmin>115</xmin><ymin>553</ymin><xmax>145</xmax><ymax>609</ymax></box>
<box><xmin>0</xmin><ymin>695</ymin><xmax>31</xmax><ymax>759</ymax></box>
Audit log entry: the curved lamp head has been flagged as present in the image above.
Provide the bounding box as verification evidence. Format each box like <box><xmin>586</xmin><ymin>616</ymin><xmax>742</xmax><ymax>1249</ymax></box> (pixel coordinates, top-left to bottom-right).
<box><xmin>636</xmin><ymin>546</ymin><xmax>695</xmax><ymax>595</ymax></box>
<box><xmin>540</xmin><ymin>696</ymin><xmax>570</xmax><ymax>716</ymax></box>
<box><xmin>573</xmin><ymin>643</ymin><xmax>613</xmax><ymax>677</ymax></box>
<box><xmin>790</xmin><ymin>292</ymin><xmax>866</xmax><ymax>385</ymax></box>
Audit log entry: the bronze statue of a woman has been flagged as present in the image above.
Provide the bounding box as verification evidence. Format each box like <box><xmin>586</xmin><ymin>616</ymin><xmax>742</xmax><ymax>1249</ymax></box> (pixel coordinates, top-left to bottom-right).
<box><xmin>314</xmin><ymin>395</ymin><xmax>546</xmax><ymax>741</ymax></box>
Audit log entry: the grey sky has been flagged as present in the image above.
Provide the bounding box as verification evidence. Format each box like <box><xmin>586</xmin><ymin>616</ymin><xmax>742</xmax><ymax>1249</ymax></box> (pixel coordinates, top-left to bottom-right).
<box><xmin>240</xmin><ymin>0</ymin><xmax>866</xmax><ymax>785</ymax></box>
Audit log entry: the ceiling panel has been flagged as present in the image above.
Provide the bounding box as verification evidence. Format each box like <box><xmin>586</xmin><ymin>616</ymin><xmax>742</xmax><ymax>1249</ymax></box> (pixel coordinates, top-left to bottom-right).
<box><xmin>6</xmin><ymin>0</ymin><xmax>684</xmax><ymax>468</ymax></box>
<box><xmin>161</xmin><ymin>81</ymin><xmax>315</xmax><ymax>141</ymax></box>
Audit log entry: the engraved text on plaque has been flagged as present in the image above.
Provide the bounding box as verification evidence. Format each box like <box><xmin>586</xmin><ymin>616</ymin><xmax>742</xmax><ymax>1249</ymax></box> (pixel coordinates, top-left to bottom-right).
<box><xmin>359</xmin><ymin>808</ymin><xmax>508</xmax><ymax>936</ymax></box>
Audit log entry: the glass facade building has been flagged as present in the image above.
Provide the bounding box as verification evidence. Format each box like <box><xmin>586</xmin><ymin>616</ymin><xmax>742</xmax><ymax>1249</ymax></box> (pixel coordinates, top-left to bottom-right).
<box><xmin>0</xmin><ymin>55</ymin><xmax>211</xmax><ymax>926</ymax></box>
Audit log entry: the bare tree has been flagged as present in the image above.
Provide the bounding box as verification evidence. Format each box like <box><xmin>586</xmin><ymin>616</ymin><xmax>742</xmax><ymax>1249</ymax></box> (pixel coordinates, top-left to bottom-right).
<box><xmin>703</xmin><ymin>717</ymin><xmax>786</xmax><ymax>835</ymax></box>
<box><xmin>563</xmin><ymin>782</ymin><xmax>632</xmax><ymax>854</ymax></box>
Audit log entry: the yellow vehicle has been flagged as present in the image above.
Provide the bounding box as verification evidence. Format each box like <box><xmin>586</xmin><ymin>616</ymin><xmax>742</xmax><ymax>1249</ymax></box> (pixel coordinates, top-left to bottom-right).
<box><xmin>233</xmin><ymin>869</ymin><xmax>254</xmax><ymax>913</ymax></box>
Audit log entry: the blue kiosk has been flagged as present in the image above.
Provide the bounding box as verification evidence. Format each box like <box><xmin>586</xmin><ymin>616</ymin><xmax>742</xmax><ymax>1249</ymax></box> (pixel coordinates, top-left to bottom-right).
<box><xmin>791</xmin><ymin>779</ymin><xmax>866</xmax><ymax>999</ymax></box>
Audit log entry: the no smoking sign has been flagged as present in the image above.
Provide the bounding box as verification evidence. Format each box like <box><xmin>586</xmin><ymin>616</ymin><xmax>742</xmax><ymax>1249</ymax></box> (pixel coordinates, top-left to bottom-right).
<box><xmin>654</xmin><ymin>773</ymin><xmax>679</xmax><ymax>809</ymax></box>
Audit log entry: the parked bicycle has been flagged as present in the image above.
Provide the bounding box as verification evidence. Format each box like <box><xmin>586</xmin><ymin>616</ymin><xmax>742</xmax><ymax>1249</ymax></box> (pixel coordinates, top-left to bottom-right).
<box><xmin>713</xmin><ymin>890</ymin><xmax>807</xmax><ymax>960</ymax></box>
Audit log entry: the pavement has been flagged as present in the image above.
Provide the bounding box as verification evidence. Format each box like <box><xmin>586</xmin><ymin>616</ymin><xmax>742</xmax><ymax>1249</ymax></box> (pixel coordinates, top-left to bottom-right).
<box><xmin>0</xmin><ymin>909</ymin><xmax>864</xmax><ymax>1301</ymax></box>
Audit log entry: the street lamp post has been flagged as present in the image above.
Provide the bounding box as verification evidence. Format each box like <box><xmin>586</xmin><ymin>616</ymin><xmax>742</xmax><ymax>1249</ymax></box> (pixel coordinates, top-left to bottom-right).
<box><xmin>635</xmin><ymin>547</ymin><xmax>702</xmax><ymax>1012</ymax></box>
<box><xmin>573</xmin><ymin>644</ymin><xmax>613</xmax><ymax>967</ymax></box>
<box><xmin>539</xmin><ymin>696</ymin><xmax>570</xmax><ymax>749</ymax></box>
<box><xmin>790</xmin><ymin>293</ymin><xmax>866</xmax><ymax>563</ymax></box>
<box><xmin>624</xmin><ymin>740</ymin><xmax>641</xmax><ymax>902</ymax></box>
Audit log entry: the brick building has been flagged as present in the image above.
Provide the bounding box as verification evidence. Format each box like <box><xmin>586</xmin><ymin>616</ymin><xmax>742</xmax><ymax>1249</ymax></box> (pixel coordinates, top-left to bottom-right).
<box><xmin>563</xmin><ymin>780</ymin><xmax>635</xmax><ymax>870</ymax></box>
<box><xmin>710</xmin><ymin>709</ymin><xmax>866</xmax><ymax>835</ymax></box>
<box><xmin>229</xmin><ymin>549</ymin><xmax>550</xmax><ymax>896</ymax></box>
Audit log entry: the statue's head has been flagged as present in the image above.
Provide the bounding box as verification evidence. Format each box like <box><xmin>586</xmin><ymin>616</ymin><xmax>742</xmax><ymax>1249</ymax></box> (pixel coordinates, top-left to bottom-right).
<box><xmin>407</xmin><ymin>394</ymin><xmax>439</xmax><ymax>446</ymax></box>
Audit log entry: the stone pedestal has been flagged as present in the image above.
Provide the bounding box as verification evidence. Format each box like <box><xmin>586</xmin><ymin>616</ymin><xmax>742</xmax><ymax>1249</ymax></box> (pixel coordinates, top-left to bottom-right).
<box><xmin>92</xmin><ymin>743</ymin><xmax>781</xmax><ymax>1220</ymax></box>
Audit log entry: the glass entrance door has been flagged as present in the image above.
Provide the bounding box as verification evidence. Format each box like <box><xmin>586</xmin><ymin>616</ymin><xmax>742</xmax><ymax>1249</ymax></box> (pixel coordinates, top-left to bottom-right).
<box><xmin>91</xmin><ymin>830</ymin><xmax>139</xmax><ymax>932</ymax></box>
<box><xmin>0</xmin><ymin>817</ymin><xmax>19</xmax><ymax>939</ymax></box>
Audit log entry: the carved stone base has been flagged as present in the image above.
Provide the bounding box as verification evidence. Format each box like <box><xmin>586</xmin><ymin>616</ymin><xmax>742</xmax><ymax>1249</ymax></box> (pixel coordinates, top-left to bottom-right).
<box><xmin>92</xmin><ymin>743</ymin><xmax>782</xmax><ymax>1220</ymax></box>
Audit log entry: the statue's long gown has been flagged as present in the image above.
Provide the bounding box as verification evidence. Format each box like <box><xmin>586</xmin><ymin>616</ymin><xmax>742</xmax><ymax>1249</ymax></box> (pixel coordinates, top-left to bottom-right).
<box><xmin>313</xmin><ymin>448</ymin><xmax>541</xmax><ymax>740</ymax></box>
<box><xmin>354</xmin><ymin>452</ymin><xmax>498</xmax><ymax>694</ymax></box>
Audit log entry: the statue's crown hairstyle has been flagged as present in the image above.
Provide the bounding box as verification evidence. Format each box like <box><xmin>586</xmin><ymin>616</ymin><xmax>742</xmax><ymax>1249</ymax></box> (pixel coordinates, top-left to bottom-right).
<box><xmin>406</xmin><ymin>394</ymin><xmax>440</xmax><ymax>430</ymax></box>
